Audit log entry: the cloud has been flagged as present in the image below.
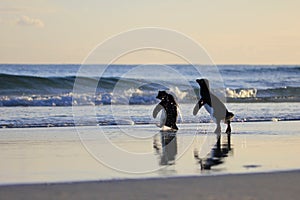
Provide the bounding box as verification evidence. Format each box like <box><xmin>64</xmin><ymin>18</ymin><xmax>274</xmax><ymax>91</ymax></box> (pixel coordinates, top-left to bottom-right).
<box><xmin>0</xmin><ymin>5</ymin><xmax>58</xmax><ymax>14</ymax></box>
<box><xmin>0</xmin><ymin>7</ymin><xmax>21</xmax><ymax>13</ymax></box>
<box><xmin>17</xmin><ymin>15</ymin><xmax>44</xmax><ymax>28</ymax></box>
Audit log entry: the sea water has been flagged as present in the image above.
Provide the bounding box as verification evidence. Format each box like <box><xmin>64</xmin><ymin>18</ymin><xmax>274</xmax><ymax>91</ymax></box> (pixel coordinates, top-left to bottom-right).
<box><xmin>0</xmin><ymin>64</ymin><xmax>299</xmax><ymax>128</ymax></box>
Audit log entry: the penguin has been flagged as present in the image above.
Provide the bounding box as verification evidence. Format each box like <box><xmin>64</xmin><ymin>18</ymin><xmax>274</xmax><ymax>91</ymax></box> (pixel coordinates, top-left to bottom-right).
<box><xmin>193</xmin><ymin>79</ymin><xmax>234</xmax><ymax>133</ymax></box>
<box><xmin>153</xmin><ymin>91</ymin><xmax>178</xmax><ymax>131</ymax></box>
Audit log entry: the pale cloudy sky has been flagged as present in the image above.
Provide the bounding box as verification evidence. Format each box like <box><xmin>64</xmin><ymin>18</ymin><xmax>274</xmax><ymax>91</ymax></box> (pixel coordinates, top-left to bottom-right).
<box><xmin>0</xmin><ymin>0</ymin><xmax>300</xmax><ymax>64</ymax></box>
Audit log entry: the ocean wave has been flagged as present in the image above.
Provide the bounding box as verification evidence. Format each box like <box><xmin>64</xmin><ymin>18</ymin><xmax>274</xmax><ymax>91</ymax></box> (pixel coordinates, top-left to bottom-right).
<box><xmin>226</xmin><ymin>87</ymin><xmax>300</xmax><ymax>102</ymax></box>
<box><xmin>0</xmin><ymin>87</ymin><xmax>299</xmax><ymax>107</ymax></box>
<box><xmin>0</xmin><ymin>73</ymin><xmax>171</xmax><ymax>95</ymax></box>
<box><xmin>0</xmin><ymin>73</ymin><xmax>98</xmax><ymax>95</ymax></box>
<box><xmin>0</xmin><ymin>72</ymin><xmax>300</xmax><ymax>106</ymax></box>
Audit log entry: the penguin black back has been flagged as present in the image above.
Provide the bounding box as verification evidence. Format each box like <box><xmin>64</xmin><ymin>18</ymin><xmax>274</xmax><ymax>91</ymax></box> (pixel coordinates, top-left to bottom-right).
<box><xmin>153</xmin><ymin>91</ymin><xmax>178</xmax><ymax>130</ymax></box>
<box><xmin>196</xmin><ymin>79</ymin><xmax>211</xmax><ymax>106</ymax></box>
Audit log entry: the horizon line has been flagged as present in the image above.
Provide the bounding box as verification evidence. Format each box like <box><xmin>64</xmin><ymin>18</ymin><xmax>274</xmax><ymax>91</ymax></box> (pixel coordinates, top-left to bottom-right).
<box><xmin>0</xmin><ymin>63</ymin><xmax>300</xmax><ymax>66</ymax></box>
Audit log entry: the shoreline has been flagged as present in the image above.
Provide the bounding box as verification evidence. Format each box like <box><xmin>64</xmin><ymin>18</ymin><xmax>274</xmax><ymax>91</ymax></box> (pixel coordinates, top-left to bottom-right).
<box><xmin>1</xmin><ymin>102</ymin><xmax>300</xmax><ymax>129</ymax></box>
<box><xmin>0</xmin><ymin>118</ymin><xmax>299</xmax><ymax>130</ymax></box>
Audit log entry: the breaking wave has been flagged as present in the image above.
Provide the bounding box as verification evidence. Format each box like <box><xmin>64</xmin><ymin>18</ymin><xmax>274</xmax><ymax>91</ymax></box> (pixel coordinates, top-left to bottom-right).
<box><xmin>0</xmin><ymin>73</ymin><xmax>299</xmax><ymax>106</ymax></box>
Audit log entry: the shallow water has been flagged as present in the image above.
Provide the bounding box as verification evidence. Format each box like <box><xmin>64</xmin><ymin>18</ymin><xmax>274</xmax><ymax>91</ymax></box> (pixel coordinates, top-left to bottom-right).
<box><xmin>1</xmin><ymin>103</ymin><xmax>299</xmax><ymax>128</ymax></box>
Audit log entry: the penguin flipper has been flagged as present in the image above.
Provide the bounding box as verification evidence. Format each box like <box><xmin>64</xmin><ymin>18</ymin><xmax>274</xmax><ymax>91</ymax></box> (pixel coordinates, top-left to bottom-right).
<box><xmin>153</xmin><ymin>104</ymin><xmax>163</xmax><ymax>118</ymax></box>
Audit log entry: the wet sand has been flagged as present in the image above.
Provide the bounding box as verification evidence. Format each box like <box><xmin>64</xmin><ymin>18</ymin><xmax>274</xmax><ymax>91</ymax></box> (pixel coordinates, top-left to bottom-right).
<box><xmin>0</xmin><ymin>121</ymin><xmax>300</xmax><ymax>199</ymax></box>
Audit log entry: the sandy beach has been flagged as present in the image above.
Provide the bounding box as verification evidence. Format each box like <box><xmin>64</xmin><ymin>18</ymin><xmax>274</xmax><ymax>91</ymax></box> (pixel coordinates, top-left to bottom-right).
<box><xmin>0</xmin><ymin>170</ymin><xmax>300</xmax><ymax>200</ymax></box>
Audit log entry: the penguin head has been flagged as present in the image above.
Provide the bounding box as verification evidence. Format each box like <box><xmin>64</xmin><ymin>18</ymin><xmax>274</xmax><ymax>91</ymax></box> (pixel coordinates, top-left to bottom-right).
<box><xmin>156</xmin><ymin>91</ymin><xmax>168</xmax><ymax>100</ymax></box>
<box><xmin>196</xmin><ymin>79</ymin><xmax>210</xmax><ymax>90</ymax></box>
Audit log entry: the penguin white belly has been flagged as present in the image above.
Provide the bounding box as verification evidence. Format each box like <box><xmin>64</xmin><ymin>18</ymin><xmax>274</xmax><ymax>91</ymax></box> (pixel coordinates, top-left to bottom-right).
<box><xmin>156</xmin><ymin>109</ymin><xmax>166</xmax><ymax>128</ymax></box>
<box><xmin>157</xmin><ymin>110</ymin><xmax>173</xmax><ymax>131</ymax></box>
<box><xmin>204</xmin><ymin>104</ymin><xmax>216</xmax><ymax>122</ymax></box>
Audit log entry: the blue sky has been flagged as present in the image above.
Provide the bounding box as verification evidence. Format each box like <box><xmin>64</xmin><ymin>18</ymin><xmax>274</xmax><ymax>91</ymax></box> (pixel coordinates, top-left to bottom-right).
<box><xmin>0</xmin><ymin>0</ymin><xmax>300</xmax><ymax>64</ymax></box>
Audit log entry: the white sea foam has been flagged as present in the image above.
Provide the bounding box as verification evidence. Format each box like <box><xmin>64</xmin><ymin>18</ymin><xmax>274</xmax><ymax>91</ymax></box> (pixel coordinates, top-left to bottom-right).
<box><xmin>170</xmin><ymin>86</ymin><xmax>188</xmax><ymax>101</ymax></box>
<box><xmin>226</xmin><ymin>88</ymin><xmax>257</xmax><ymax>98</ymax></box>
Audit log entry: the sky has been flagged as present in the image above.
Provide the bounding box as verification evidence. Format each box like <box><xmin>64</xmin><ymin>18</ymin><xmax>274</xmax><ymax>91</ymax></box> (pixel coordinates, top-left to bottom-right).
<box><xmin>0</xmin><ymin>0</ymin><xmax>300</xmax><ymax>64</ymax></box>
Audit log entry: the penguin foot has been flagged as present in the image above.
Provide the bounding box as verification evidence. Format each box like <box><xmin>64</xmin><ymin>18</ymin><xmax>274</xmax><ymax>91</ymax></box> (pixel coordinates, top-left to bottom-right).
<box><xmin>225</xmin><ymin>112</ymin><xmax>234</xmax><ymax>122</ymax></box>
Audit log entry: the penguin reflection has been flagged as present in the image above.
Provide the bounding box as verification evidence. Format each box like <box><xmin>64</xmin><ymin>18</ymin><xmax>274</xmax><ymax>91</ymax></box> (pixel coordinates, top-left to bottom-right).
<box><xmin>153</xmin><ymin>132</ymin><xmax>177</xmax><ymax>165</ymax></box>
<box><xmin>194</xmin><ymin>134</ymin><xmax>232</xmax><ymax>170</ymax></box>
